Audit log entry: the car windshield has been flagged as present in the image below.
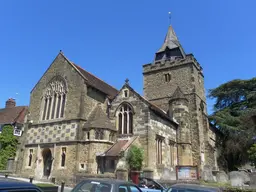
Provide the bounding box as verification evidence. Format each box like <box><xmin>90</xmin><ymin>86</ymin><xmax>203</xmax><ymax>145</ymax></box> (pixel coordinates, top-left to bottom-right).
<box><xmin>72</xmin><ymin>181</ymin><xmax>112</xmax><ymax>192</ymax></box>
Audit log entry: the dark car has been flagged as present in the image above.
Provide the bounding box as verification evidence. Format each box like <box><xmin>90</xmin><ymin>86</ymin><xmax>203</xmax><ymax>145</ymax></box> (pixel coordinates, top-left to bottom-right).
<box><xmin>166</xmin><ymin>183</ymin><xmax>222</xmax><ymax>192</ymax></box>
<box><xmin>138</xmin><ymin>177</ymin><xmax>166</xmax><ymax>192</ymax></box>
<box><xmin>0</xmin><ymin>177</ymin><xmax>43</xmax><ymax>192</ymax></box>
<box><xmin>71</xmin><ymin>178</ymin><xmax>161</xmax><ymax>192</ymax></box>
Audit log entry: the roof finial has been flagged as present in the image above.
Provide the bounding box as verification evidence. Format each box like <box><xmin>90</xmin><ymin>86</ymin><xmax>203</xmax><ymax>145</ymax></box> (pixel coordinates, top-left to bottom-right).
<box><xmin>168</xmin><ymin>12</ymin><xmax>172</xmax><ymax>26</ymax></box>
<box><xmin>125</xmin><ymin>78</ymin><xmax>129</xmax><ymax>85</ymax></box>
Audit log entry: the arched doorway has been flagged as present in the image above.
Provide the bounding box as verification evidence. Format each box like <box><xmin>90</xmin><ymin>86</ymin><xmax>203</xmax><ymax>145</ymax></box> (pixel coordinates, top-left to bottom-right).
<box><xmin>42</xmin><ymin>148</ymin><xmax>52</xmax><ymax>177</ymax></box>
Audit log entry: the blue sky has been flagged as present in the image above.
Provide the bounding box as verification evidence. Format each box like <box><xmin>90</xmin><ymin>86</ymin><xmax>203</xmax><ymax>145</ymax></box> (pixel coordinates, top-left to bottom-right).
<box><xmin>0</xmin><ymin>0</ymin><xmax>255</xmax><ymax>114</ymax></box>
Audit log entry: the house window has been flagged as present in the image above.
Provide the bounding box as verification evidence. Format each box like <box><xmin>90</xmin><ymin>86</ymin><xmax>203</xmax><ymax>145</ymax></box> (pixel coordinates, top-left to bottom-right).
<box><xmin>42</xmin><ymin>77</ymin><xmax>67</xmax><ymax>121</ymax></box>
<box><xmin>156</xmin><ymin>136</ymin><xmax>163</xmax><ymax>164</ymax></box>
<box><xmin>13</xmin><ymin>128</ymin><xmax>22</xmax><ymax>136</ymax></box>
<box><xmin>61</xmin><ymin>147</ymin><xmax>66</xmax><ymax>167</ymax></box>
<box><xmin>164</xmin><ymin>73</ymin><xmax>171</xmax><ymax>82</ymax></box>
<box><xmin>28</xmin><ymin>149</ymin><xmax>33</xmax><ymax>167</ymax></box>
<box><xmin>95</xmin><ymin>129</ymin><xmax>104</xmax><ymax>140</ymax></box>
<box><xmin>116</xmin><ymin>103</ymin><xmax>133</xmax><ymax>135</ymax></box>
<box><xmin>87</xmin><ymin>132</ymin><xmax>90</xmax><ymax>140</ymax></box>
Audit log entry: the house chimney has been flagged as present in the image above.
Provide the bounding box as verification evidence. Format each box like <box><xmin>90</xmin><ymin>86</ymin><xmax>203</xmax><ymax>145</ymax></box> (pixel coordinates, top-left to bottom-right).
<box><xmin>5</xmin><ymin>98</ymin><xmax>16</xmax><ymax>108</ymax></box>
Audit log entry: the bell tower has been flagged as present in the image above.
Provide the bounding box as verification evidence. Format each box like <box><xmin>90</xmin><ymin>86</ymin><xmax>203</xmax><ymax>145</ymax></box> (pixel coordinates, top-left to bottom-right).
<box><xmin>143</xmin><ymin>25</ymin><xmax>210</xmax><ymax>168</ymax></box>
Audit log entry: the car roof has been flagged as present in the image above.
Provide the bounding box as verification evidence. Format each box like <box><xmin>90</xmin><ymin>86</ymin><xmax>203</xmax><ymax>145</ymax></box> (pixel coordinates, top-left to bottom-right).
<box><xmin>80</xmin><ymin>178</ymin><xmax>134</xmax><ymax>185</ymax></box>
<box><xmin>0</xmin><ymin>178</ymin><xmax>37</xmax><ymax>188</ymax></box>
<box><xmin>171</xmin><ymin>183</ymin><xmax>220</xmax><ymax>191</ymax></box>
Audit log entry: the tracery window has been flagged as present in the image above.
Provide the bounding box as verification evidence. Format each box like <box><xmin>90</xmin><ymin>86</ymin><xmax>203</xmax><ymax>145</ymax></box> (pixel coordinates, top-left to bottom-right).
<box><xmin>116</xmin><ymin>103</ymin><xmax>133</xmax><ymax>135</ymax></box>
<box><xmin>95</xmin><ymin>129</ymin><xmax>104</xmax><ymax>140</ymax></box>
<box><xmin>42</xmin><ymin>77</ymin><xmax>67</xmax><ymax>121</ymax></box>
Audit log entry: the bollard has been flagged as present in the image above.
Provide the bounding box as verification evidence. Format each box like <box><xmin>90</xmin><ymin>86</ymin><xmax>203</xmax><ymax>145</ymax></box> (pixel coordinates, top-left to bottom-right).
<box><xmin>29</xmin><ymin>177</ymin><xmax>33</xmax><ymax>183</ymax></box>
<box><xmin>5</xmin><ymin>174</ymin><xmax>8</xmax><ymax>178</ymax></box>
<box><xmin>60</xmin><ymin>181</ymin><xmax>65</xmax><ymax>192</ymax></box>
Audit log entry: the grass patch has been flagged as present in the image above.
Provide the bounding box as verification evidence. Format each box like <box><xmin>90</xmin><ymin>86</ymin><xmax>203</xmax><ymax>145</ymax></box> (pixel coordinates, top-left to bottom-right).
<box><xmin>35</xmin><ymin>183</ymin><xmax>57</xmax><ymax>187</ymax></box>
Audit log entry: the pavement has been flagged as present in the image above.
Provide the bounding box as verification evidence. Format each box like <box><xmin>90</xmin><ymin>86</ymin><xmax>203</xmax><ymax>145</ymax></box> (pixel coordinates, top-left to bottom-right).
<box><xmin>0</xmin><ymin>175</ymin><xmax>73</xmax><ymax>192</ymax></box>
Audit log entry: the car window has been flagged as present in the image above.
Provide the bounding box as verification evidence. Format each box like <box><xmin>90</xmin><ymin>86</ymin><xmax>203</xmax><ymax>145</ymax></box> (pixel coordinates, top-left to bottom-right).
<box><xmin>119</xmin><ymin>185</ymin><xmax>129</xmax><ymax>192</ymax></box>
<box><xmin>129</xmin><ymin>186</ymin><xmax>141</xmax><ymax>192</ymax></box>
<box><xmin>72</xmin><ymin>181</ymin><xmax>111</xmax><ymax>192</ymax></box>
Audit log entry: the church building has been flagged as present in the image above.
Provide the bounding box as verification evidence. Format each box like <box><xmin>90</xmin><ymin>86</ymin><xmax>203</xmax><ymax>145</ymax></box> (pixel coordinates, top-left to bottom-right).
<box><xmin>19</xmin><ymin>25</ymin><xmax>218</xmax><ymax>182</ymax></box>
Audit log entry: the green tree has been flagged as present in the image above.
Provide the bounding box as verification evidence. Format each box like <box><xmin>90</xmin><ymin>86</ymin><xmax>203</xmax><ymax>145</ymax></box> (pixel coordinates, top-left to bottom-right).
<box><xmin>248</xmin><ymin>144</ymin><xmax>256</xmax><ymax>168</ymax></box>
<box><xmin>208</xmin><ymin>77</ymin><xmax>256</xmax><ymax>171</ymax></box>
<box><xmin>126</xmin><ymin>145</ymin><xmax>144</xmax><ymax>171</ymax></box>
<box><xmin>0</xmin><ymin>125</ymin><xmax>18</xmax><ymax>170</ymax></box>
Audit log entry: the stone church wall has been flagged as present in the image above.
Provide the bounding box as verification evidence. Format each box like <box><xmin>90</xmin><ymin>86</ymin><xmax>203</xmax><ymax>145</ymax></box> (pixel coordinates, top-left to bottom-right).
<box><xmin>143</xmin><ymin>59</ymin><xmax>194</xmax><ymax>112</ymax></box>
<box><xmin>109</xmin><ymin>86</ymin><xmax>150</xmax><ymax>136</ymax></box>
<box><xmin>29</xmin><ymin>54</ymin><xmax>87</xmax><ymax>124</ymax></box>
<box><xmin>148</xmin><ymin>111</ymin><xmax>177</xmax><ymax>179</ymax></box>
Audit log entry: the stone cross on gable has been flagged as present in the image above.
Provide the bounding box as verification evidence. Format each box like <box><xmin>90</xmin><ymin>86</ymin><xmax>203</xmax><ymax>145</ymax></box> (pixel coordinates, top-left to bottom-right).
<box><xmin>125</xmin><ymin>78</ymin><xmax>129</xmax><ymax>85</ymax></box>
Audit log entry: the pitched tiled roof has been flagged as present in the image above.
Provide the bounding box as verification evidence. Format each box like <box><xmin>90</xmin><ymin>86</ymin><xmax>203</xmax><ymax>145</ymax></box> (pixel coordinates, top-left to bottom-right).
<box><xmin>83</xmin><ymin>104</ymin><xmax>114</xmax><ymax>130</ymax></box>
<box><xmin>0</xmin><ymin>106</ymin><xmax>28</xmax><ymax>124</ymax></box>
<box><xmin>72</xmin><ymin>63</ymin><xmax>118</xmax><ymax>99</ymax></box>
<box><xmin>103</xmin><ymin>137</ymin><xmax>137</xmax><ymax>157</ymax></box>
<box><xmin>104</xmin><ymin>140</ymin><xmax>128</xmax><ymax>156</ymax></box>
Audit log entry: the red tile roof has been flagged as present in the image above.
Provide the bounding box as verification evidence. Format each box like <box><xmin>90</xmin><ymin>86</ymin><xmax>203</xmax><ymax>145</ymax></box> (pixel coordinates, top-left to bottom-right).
<box><xmin>0</xmin><ymin>106</ymin><xmax>28</xmax><ymax>124</ymax></box>
<box><xmin>104</xmin><ymin>140</ymin><xmax>128</xmax><ymax>156</ymax></box>
<box><xmin>73</xmin><ymin>63</ymin><xmax>118</xmax><ymax>99</ymax></box>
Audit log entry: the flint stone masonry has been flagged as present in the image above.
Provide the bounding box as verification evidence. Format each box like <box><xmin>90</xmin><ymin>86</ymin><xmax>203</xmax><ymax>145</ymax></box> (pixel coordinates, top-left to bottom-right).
<box><xmin>26</xmin><ymin>122</ymin><xmax>77</xmax><ymax>144</ymax></box>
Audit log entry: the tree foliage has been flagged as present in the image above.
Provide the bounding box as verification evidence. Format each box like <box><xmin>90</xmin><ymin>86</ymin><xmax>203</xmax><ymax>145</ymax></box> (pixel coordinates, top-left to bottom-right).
<box><xmin>126</xmin><ymin>145</ymin><xmax>144</xmax><ymax>171</ymax></box>
<box><xmin>0</xmin><ymin>125</ymin><xmax>18</xmax><ymax>170</ymax></box>
<box><xmin>208</xmin><ymin>77</ymin><xmax>256</xmax><ymax>171</ymax></box>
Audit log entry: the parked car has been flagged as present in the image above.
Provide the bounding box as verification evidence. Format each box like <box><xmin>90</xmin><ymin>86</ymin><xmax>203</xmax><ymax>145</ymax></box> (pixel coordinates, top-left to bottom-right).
<box><xmin>138</xmin><ymin>177</ymin><xmax>166</xmax><ymax>192</ymax></box>
<box><xmin>166</xmin><ymin>183</ymin><xmax>222</xmax><ymax>192</ymax></box>
<box><xmin>71</xmin><ymin>178</ymin><xmax>162</xmax><ymax>192</ymax></box>
<box><xmin>0</xmin><ymin>177</ymin><xmax>43</xmax><ymax>192</ymax></box>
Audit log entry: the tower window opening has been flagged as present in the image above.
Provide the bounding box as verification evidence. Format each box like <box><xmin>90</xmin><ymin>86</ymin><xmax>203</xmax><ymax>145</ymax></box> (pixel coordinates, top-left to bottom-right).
<box><xmin>164</xmin><ymin>73</ymin><xmax>171</xmax><ymax>82</ymax></box>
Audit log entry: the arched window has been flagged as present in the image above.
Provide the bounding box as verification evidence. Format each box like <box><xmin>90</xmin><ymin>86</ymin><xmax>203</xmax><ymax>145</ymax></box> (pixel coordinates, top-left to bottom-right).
<box><xmin>95</xmin><ymin>129</ymin><xmax>104</xmax><ymax>140</ymax></box>
<box><xmin>116</xmin><ymin>103</ymin><xmax>133</xmax><ymax>135</ymax></box>
<box><xmin>42</xmin><ymin>77</ymin><xmax>67</xmax><ymax>120</ymax></box>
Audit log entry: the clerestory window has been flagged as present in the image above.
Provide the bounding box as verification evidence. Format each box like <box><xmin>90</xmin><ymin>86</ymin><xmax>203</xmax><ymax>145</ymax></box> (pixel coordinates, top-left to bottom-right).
<box><xmin>41</xmin><ymin>77</ymin><xmax>67</xmax><ymax>121</ymax></box>
<box><xmin>116</xmin><ymin>103</ymin><xmax>133</xmax><ymax>135</ymax></box>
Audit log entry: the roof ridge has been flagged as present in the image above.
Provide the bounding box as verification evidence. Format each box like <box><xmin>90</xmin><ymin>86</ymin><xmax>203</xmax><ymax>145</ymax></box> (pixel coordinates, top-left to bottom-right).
<box><xmin>73</xmin><ymin>63</ymin><xmax>118</xmax><ymax>92</ymax></box>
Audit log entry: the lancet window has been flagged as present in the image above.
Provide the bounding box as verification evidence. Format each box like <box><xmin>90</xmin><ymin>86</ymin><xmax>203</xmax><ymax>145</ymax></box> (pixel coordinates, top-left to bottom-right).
<box><xmin>42</xmin><ymin>77</ymin><xmax>67</xmax><ymax>120</ymax></box>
